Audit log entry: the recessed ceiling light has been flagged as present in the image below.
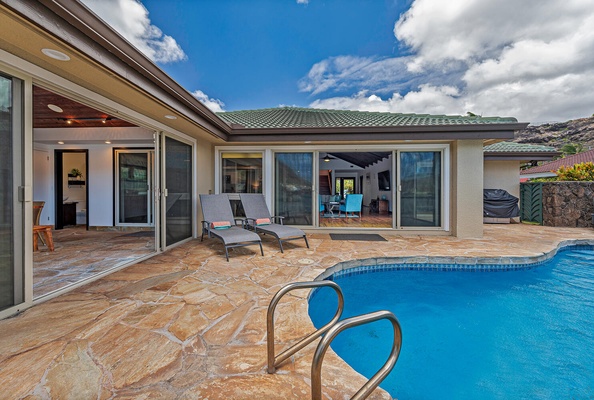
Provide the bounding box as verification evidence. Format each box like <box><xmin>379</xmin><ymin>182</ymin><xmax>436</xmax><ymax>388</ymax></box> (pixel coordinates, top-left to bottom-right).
<box><xmin>304</xmin><ymin>141</ymin><xmax>312</xmax><ymax>144</ymax></box>
<box><xmin>105</xmin><ymin>141</ymin><xmax>111</xmax><ymax>144</ymax></box>
<box><xmin>58</xmin><ymin>141</ymin><xmax>64</xmax><ymax>145</ymax></box>
<box><xmin>41</xmin><ymin>48</ymin><xmax>70</xmax><ymax>61</ymax></box>
<box><xmin>47</xmin><ymin>104</ymin><xmax>63</xmax><ymax>113</ymax></box>
<box><xmin>164</xmin><ymin>114</ymin><xmax>177</xmax><ymax>120</ymax></box>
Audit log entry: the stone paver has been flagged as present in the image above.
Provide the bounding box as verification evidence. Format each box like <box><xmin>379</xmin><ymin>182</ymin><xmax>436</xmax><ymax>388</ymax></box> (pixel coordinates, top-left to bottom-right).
<box><xmin>2</xmin><ymin>224</ymin><xmax>594</xmax><ymax>399</ymax></box>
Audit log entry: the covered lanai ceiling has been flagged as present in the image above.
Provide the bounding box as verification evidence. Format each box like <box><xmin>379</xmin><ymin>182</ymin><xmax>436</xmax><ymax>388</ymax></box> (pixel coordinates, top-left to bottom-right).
<box><xmin>33</xmin><ymin>86</ymin><xmax>135</xmax><ymax>129</ymax></box>
<box><xmin>327</xmin><ymin>152</ymin><xmax>391</xmax><ymax>168</ymax></box>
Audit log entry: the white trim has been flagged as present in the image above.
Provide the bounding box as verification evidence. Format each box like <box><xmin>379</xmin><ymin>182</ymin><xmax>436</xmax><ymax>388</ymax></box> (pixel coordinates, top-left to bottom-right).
<box><xmin>0</xmin><ymin>65</ymin><xmax>33</xmax><ymax>319</ymax></box>
<box><xmin>443</xmin><ymin>148</ymin><xmax>451</xmax><ymax>232</ymax></box>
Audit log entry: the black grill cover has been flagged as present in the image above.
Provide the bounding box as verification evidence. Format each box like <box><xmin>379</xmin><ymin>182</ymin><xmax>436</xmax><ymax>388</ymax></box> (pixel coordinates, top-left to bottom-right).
<box><xmin>483</xmin><ymin>189</ymin><xmax>520</xmax><ymax>218</ymax></box>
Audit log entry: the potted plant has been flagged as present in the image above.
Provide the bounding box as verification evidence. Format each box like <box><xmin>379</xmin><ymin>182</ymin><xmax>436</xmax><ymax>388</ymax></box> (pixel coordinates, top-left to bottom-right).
<box><xmin>69</xmin><ymin>168</ymin><xmax>83</xmax><ymax>180</ymax></box>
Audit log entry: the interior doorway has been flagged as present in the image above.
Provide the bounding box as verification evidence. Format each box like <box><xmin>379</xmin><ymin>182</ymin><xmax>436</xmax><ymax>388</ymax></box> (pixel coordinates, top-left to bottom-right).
<box><xmin>335</xmin><ymin>177</ymin><xmax>355</xmax><ymax>199</ymax></box>
<box><xmin>54</xmin><ymin>149</ymin><xmax>88</xmax><ymax>230</ymax></box>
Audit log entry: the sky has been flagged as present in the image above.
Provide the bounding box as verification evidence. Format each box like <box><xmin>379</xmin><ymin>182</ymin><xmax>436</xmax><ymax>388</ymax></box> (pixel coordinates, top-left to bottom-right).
<box><xmin>80</xmin><ymin>0</ymin><xmax>594</xmax><ymax>124</ymax></box>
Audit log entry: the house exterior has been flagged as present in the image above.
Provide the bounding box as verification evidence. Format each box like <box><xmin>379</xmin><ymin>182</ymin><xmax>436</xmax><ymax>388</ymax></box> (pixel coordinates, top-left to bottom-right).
<box><xmin>520</xmin><ymin>148</ymin><xmax>594</xmax><ymax>181</ymax></box>
<box><xmin>483</xmin><ymin>142</ymin><xmax>560</xmax><ymax>197</ymax></box>
<box><xmin>0</xmin><ymin>0</ymin><xmax>529</xmax><ymax>317</ymax></box>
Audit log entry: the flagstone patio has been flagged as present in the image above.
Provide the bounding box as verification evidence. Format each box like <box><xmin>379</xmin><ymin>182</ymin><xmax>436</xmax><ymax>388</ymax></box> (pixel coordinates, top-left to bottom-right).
<box><xmin>2</xmin><ymin>224</ymin><xmax>594</xmax><ymax>399</ymax></box>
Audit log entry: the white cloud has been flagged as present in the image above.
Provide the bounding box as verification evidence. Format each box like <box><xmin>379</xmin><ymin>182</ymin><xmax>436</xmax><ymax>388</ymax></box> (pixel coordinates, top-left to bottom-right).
<box><xmin>80</xmin><ymin>0</ymin><xmax>186</xmax><ymax>64</ymax></box>
<box><xmin>297</xmin><ymin>0</ymin><xmax>309</xmax><ymax>4</ymax></box>
<box><xmin>302</xmin><ymin>0</ymin><xmax>594</xmax><ymax>123</ymax></box>
<box><xmin>192</xmin><ymin>90</ymin><xmax>225</xmax><ymax>113</ymax></box>
<box><xmin>298</xmin><ymin>55</ymin><xmax>417</xmax><ymax>96</ymax></box>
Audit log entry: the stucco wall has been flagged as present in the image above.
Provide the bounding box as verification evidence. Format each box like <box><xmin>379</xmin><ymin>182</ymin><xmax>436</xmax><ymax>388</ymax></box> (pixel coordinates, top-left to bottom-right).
<box><xmin>542</xmin><ymin>182</ymin><xmax>594</xmax><ymax>227</ymax></box>
<box><xmin>452</xmin><ymin>140</ymin><xmax>484</xmax><ymax>238</ymax></box>
<box><xmin>196</xmin><ymin>141</ymin><xmax>214</xmax><ymax>224</ymax></box>
<box><xmin>484</xmin><ymin>160</ymin><xmax>520</xmax><ymax>199</ymax></box>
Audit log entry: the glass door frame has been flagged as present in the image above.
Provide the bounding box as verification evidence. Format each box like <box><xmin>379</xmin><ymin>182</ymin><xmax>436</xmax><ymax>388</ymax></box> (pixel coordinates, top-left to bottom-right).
<box><xmin>215</xmin><ymin>144</ymin><xmax>450</xmax><ymax>232</ymax></box>
<box><xmin>159</xmin><ymin>132</ymin><xmax>196</xmax><ymax>250</ymax></box>
<box><xmin>0</xmin><ymin>68</ymin><xmax>30</xmax><ymax>319</ymax></box>
<box><xmin>272</xmin><ymin>150</ymin><xmax>315</xmax><ymax>227</ymax></box>
<box><xmin>395</xmin><ymin>146</ymin><xmax>450</xmax><ymax>231</ymax></box>
<box><xmin>114</xmin><ymin>148</ymin><xmax>155</xmax><ymax>227</ymax></box>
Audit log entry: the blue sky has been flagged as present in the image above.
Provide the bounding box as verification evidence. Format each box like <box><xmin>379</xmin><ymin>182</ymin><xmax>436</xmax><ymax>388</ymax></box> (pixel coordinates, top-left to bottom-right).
<box><xmin>82</xmin><ymin>0</ymin><xmax>594</xmax><ymax>123</ymax></box>
<box><xmin>140</xmin><ymin>0</ymin><xmax>410</xmax><ymax>111</ymax></box>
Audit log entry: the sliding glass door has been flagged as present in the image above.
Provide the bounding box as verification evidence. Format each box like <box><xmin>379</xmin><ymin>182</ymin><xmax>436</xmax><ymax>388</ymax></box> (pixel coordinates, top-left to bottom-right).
<box><xmin>116</xmin><ymin>150</ymin><xmax>154</xmax><ymax>226</ymax></box>
<box><xmin>163</xmin><ymin>136</ymin><xmax>193</xmax><ymax>247</ymax></box>
<box><xmin>0</xmin><ymin>73</ymin><xmax>24</xmax><ymax>312</ymax></box>
<box><xmin>274</xmin><ymin>152</ymin><xmax>313</xmax><ymax>226</ymax></box>
<box><xmin>399</xmin><ymin>151</ymin><xmax>442</xmax><ymax>227</ymax></box>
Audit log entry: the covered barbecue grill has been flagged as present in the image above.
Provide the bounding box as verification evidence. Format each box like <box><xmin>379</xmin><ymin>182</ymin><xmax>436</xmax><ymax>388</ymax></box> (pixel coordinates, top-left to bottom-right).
<box><xmin>483</xmin><ymin>189</ymin><xmax>520</xmax><ymax>223</ymax></box>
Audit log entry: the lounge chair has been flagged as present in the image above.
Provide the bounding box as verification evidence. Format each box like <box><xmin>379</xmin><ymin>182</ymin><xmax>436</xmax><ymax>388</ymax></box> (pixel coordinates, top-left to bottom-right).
<box><xmin>339</xmin><ymin>194</ymin><xmax>363</xmax><ymax>219</ymax></box>
<box><xmin>199</xmin><ymin>194</ymin><xmax>264</xmax><ymax>261</ymax></box>
<box><xmin>239</xmin><ymin>194</ymin><xmax>309</xmax><ymax>253</ymax></box>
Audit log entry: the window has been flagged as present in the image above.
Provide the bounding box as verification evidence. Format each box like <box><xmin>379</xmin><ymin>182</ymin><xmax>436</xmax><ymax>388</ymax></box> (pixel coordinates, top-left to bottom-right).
<box><xmin>221</xmin><ymin>153</ymin><xmax>263</xmax><ymax>194</ymax></box>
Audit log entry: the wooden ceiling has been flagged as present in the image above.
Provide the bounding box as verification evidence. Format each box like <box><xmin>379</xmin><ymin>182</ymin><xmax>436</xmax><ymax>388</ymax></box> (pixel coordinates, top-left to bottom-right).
<box><xmin>327</xmin><ymin>152</ymin><xmax>391</xmax><ymax>168</ymax></box>
<box><xmin>33</xmin><ymin>86</ymin><xmax>135</xmax><ymax>128</ymax></box>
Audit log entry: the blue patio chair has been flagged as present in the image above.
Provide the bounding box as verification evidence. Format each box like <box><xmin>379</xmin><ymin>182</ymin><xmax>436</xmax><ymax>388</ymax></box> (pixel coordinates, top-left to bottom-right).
<box><xmin>338</xmin><ymin>194</ymin><xmax>363</xmax><ymax>219</ymax></box>
<box><xmin>319</xmin><ymin>195</ymin><xmax>325</xmax><ymax>215</ymax></box>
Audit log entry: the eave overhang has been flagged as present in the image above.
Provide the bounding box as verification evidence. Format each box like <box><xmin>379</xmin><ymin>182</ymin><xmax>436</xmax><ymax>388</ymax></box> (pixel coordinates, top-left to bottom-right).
<box><xmin>484</xmin><ymin>151</ymin><xmax>561</xmax><ymax>161</ymax></box>
<box><xmin>227</xmin><ymin>123</ymin><xmax>529</xmax><ymax>143</ymax></box>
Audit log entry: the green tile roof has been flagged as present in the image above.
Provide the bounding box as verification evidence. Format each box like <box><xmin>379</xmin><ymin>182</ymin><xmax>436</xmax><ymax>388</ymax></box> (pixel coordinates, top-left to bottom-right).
<box><xmin>483</xmin><ymin>142</ymin><xmax>558</xmax><ymax>153</ymax></box>
<box><xmin>217</xmin><ymin>107</ymin><xmax>519</xmax><ymax>129</ymax></box>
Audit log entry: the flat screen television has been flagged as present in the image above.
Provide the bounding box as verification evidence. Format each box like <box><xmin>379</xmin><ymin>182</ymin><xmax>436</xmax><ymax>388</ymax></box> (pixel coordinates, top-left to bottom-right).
<box><xmin>378</xmin><ymin>170</ymin><xmax>390</xmax><ymax>191</ymax></box>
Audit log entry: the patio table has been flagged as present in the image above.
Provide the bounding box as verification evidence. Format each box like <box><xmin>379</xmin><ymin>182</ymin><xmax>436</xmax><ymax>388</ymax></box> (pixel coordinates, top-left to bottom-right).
<box><xmin>325</xmin><ymin>201</ymin><xmax>340</xmax><ymax>217</ymax></box>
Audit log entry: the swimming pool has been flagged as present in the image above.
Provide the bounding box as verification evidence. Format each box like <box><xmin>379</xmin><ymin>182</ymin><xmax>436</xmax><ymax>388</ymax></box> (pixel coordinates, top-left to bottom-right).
<box><xmin>308</xmin><ymin>246</ymin><xmax>594</xmax><ymax>399</ymax></box>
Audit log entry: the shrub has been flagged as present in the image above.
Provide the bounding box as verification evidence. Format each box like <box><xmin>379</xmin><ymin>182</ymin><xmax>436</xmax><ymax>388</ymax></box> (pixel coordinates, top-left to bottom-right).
<box><xmin>556</xmin><ymin>162</ymin><xmax>594</xmax><ymax>181</ymax></box>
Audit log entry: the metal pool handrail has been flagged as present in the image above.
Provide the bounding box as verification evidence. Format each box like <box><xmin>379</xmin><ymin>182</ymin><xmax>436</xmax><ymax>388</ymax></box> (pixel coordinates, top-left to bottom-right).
<box><xmin>266</xmin><ymin>280</ymin><xmax>344</xmax><ymax>374</ymax></box>
<box><xmin>311</xmin><ymin>310</ymin><xmax>402</xmax><ymax>400</ymax></box>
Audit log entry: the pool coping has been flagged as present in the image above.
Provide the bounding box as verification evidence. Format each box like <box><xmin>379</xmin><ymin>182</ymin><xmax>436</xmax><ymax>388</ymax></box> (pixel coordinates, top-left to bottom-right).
<box><xmin>313</xmin><ymin>239</ymin><xmax>594</xmax><ymax>283</ymax></box>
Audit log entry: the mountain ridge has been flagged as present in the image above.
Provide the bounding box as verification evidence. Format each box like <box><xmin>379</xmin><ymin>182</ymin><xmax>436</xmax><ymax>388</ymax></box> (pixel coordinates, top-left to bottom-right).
<box><xmin>514</xmin><ymin>116</ymin><xmax>594</xmax><ymax>150</ymax></box>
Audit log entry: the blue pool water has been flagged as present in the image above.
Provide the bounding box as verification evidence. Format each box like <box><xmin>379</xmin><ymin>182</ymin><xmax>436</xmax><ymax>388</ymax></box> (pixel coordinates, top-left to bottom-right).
<box><xmin>308</xmin><ymin>247</ymin><xmax>594</xmax><ymax>399</ymax></box>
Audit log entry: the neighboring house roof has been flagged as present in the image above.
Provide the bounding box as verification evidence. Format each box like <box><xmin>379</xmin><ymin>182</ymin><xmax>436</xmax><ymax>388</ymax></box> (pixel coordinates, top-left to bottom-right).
<box><xmin>484</xmin><ymin>141</ymin><xmax>560</xmax><ymax>161</ymax></box>
<box><xmin>520</xmin><ymin>148</ymin><xmax>594</xmax><ymax>175</ymax></box>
